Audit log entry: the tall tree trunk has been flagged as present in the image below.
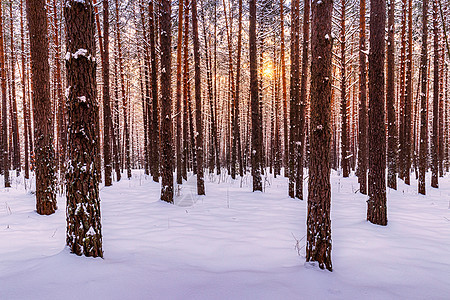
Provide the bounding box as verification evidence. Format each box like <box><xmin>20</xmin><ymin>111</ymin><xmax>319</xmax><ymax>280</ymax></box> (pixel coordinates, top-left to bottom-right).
<box><xmin>250</xmin><ymin>0</ymin><xmax>262</xmax><ymax>191</ymax></box>
<box><xmin>65</xmin><ymin>0</ymin><xmax>103</xmax><ymax>257</ymax></box>
<box><xmin>53</xmin><ymin>0</ymin><xmax>65</xmax><ymax>182</ymax></box>
<box><xmin>26</xmin><ymin>0</ymin><xmax>57</xmax><ymax>212</ymax></box>
<box><xmin>340</xmin><ymin>0</ymin><xmax>349</xmax><ymax>178</ymax></box>
<box><xmin>404</xmin><ymin>0</ymin><xmax>413</xmax><ymax>185</ymax></box>
<box><xmin>418</xmin><ymin>0</ymin><xmax>429</xmax><ymax>195</ymax></box>
<box><xmin>0</xmin><ymin>2</ymin><xmax>9</xmax><ymax>187</ymax></box>
<box><xmin>182</xmin><ymin>0</ymin><xmax>191</xmax><ymax>179</ymax></box>
<box><xmin>103</xmin><ymin>0</ymin><xmax>113</xmax><ymax>186</ymax></box>
<box><xmin>114</xmin><ymin>0</ymin><xmax>131</xmax><ymax>179</ymax></box>
<box><xmin>280</xmin><ymin>0</ymin><xmax>288</xmax><ymax>177</ymax></box>
<box><xmin>296</xmin><ymin>0</ymin><xmax>310</xmax><ymax>200</ymax></box>
<box><xmin>431</xmin><ymin>0</ymin><xmax>439</xmax><ymax>188</ymax></box>
<box><xmin>9</xmin><ymin>2</ymin><xmax>20</xmax><ymax>175</ymax></box>
<box><xmin>399</xmin><ymin>0</ymin><xmax>407</xmax><ymax>181</ymax></box>
<box><xmin>387</xmin><ymin>0</ymin><xmax>397</xmax><ymax>190</ymax></box>
<box><xmin>288</xmin><ymin>0</ymin><xmax>300</xmax><ymax>198</ymax></box>
<box><xmin>112</xmin><ymin>53</ymin><xmax>121</xmax><ymax>182</ymax></box>
<box><xmin>160</xmin><ymin>0</ymin><xmax>174</xmax><ymax>203</ymax></box>
<box><xmin>192</xmin><ymin>0</ymin><xmax>205</xmax><ymax>195</ymax></box>
<box><xmin>149</xmin><ymin>0</ymin><xmax>160</xmax><ymax>182</ymax></box>
<box><xmin>367</xmin><ymin>0</ymin><xmax>387</xmax><ymax>225</ymax></box>
<box><xmin>357</xmin><ymin>0</ymin><xmax>367</xmax><ymax>194</ymax></box>
<box><xmin>307</xmin><ymin>0</ymin><xmax>333</xmax><ymax>271</ymax></box>
<box><xmin>233</xmin><ymin>0</ymin><xmax>244</xmax><ymax>178</ymax></box>
<box><xmin>21</xmin><ymin>0</ymin><xmax>29</xmax><ymax>180</ymax></box>
<box><xmin>176</xmin><ymin>0</ymin><xmax>184</xmax><ymax>185</ymax></box>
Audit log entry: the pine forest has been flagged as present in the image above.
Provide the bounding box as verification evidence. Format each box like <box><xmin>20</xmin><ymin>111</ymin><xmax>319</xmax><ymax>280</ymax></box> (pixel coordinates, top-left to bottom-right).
<box><xmin>1</xmin><ymin>0</ymin><xmax>449</xmax><ymax>298</ymax></box>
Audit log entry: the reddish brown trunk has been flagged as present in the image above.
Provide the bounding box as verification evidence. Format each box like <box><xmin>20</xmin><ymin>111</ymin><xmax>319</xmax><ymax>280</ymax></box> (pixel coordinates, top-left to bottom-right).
<box><xmin>418</xmin><ymin>0</ymin><xmax>429</xmax><ymax>195</ymax></box>
<box><xmin>358</xmin><ymin>0</ymin><xmax>367</xmax><ymax>194</ymax></box>
<box><xmin>367</xmin><ymin>0</ymin><xmax>387</xmax><ymax>225</ymax></box>
<box><xmin>307</xmin><ymin>0</ymin><xmax>333</xmax><ymax>271</ymax></box>
<box><xmin>387</xmin><ymin>0</ymin><xmax>398</xmax><ymax>190</ymax></box>
<box><xmin>431</xmin><ymin>0</ymin><xmax>439</xmax><ymax>188</ymax></box>
<box><xmin>26</xmin><ymin>0</ymin><xmax>57</xmax><ymax>213</ymax></box>
<box><xmin>192</xmin><ymin>0</ymin><xmax>205</xmax><ymax>195</ymax></box>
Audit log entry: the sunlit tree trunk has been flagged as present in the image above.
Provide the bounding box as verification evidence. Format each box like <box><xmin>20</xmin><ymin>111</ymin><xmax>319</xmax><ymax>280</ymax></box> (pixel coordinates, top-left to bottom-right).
<box><xmin>340</xmin><ymin>0</ymin><xmax>349</xmax><ymax>178</ymax></box>
<box><xmin>20</xmin><ymin>0</ymin><xmax>29</xmax><ymax>180</ymax></box>
<box><xmin>0</xmin><ymin>2</ymin><xmax>9</xmax><ymax>187</ymax></box>
<box><xmin>9</xmin><ymin>2</ymin><xmax>20</xmax><ymax>175</ymax></box>
<box><xmin>114</xmin><ymin>0</ymin><xmax>131</xmax><ymax>179</ymax></box>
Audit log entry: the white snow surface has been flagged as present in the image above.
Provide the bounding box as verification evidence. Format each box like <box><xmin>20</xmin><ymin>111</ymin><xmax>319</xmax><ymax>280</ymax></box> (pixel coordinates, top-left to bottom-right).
<box><xmin>0</xmin><ymin>170</ymin><xmax>449</xmax><ymax>299</ymax></box>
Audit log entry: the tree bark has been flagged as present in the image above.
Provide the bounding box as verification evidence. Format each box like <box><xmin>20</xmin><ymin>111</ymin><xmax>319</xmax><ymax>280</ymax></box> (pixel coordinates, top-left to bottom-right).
<box><xmin>192</xmin><ymin>0</ymin><xmax>205</xmax><ymax>195</ymax></box>
<box><xmin>149</xmin><ymin>0</ymin><xmax>160</xmax><ymax>182</ymax></box>
<box><xmin>296</xmin><ymin>0</ymin><xmax>310</xmax><ymax>200</ymax></box>
<box><xmin>419</xmin><ymin>0</ymin><xmax>429</xmax><ymax>195</ymax></box>
<box><xmin>176</xmin><ymin>0</ymin><xmax>184</xmax><ymax>185</ymax></box>
<box><xmin>340</xmin><ymin>0</ymin><xmax>349</xmax><ymax>178</ymax></box>
<box><xmin>114</xmin><ymin>0</ymin><xmax>131</xmax><ymax>179</ymax></box>
<box><xmin>307</xmin><ymin>0</ymin><xmax>333</xmax><ymax>271</ymax></box>
<box><xmin>367</xmin><ymin>0</ymin><xmax>387</xmax><ymax>225</ymax></box>
<box><xmin>357</xmin><ymin>0</ymin><xmax>367</xmax><ymax>194</ymax></box>
<box><xmin>1</xmin><ymin>2</ymin><xmax>9</xmax><ymax>187</ymax></box>
<box><xmin>20</xmin><ymin>0</ymin><xmax>29</xmax><ymax>180</ymax></box>
<box><xmin>250</xmin><ymin>0</ymin><xmax>262</xmax><ymax>191</ymax></box>
<box><xmin>160</xmin><ymin>0</ymin><xmax>174</xmax><ymax>203</ymax></box>
<box><xmin>65</xmin><ymin>0</ymin><xmax>103</xmax><ymax>257</ymax></box>
<box><xmin>102</xmin><ymin>0</ymin><xmax>113</xmax><ymax>187</ymax></box>
<box><xmin>9</xmin><ymin>2</ymin><xmax>20</xmax><ymax>175</ymax></box>
<box><xmin>431</xmin><ymin>0</ymin><xmax>439</xmax><ymax>188</ymax></box>
<box><xmin>387</xmin><ymin>0</ymin><xmax>397</xmax><ymax>190</ymax></box>
<box><xmin>289</xmin><ymin>0</ymin><xmax>300</xmax><ymax>198</ymax></box>
<box><xmin>26</xmin><ymin>0</ymin><xmax>57</xmax><ymax>213</ymax></box>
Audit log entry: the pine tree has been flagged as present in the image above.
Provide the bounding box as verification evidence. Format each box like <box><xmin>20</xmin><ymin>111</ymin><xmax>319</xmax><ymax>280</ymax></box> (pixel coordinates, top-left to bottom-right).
<box><xmin>103</xmin><ymin>0</ymin><xmax>113</xmax><ymax>187</ymax></box>
<box><xmin>250</xmin><ymin>0</ymin><xmax>262</xmax><ymax>191</ymax></box>
<box><xmin>160</xmin><ymin>0</ymin><xmax>174</xmax><ymax>203</ymax></box>
<box><xmin>419</xmin><ymin>0</ymin><xmax>429</xmax><ymax>195</ymax></box>
<box><xmin>431</xmin><ymin>0</ymin><xmax>439</xmax><ymax>188</ymax></box>
<box><xmin>65</xmin><ymin>0</ymin><xmax>103</xmax><ymax>257</ymax></box>
<box><xmin>296</xmin><ymin>0</ymin><xmax>310</xmax><ymax>200</ymax></box>
<box><xmin>357</xmin><ymin>0</ymin><xmax>367</xmax><ymax>194</ymax></box>
<box><xmin>26</xmin><ymin>0</ymin><xmax>57</xmax><ymax>213</ymax></box>
<box><xmin>387</xmin><ymin>0</ymin><xmax>398</xmax><ymax>190</ymax></box>
<box><xmin>192</xmin><ymin>0</ymin><xmax>205</xmax><ymax>195</ymax></box>
<box><xmin>1</xmin><ymin>2</ymin><xmax>9</xmax><ymax>188</ymax></box>
<box><xmin>306</xmin><ymin>0</ymin><xmax>333</xmax><ymax>271</ymax></box>
<box><xmin>367</xmin><ymin>0</ymin><xmax>387</xmax><ymax>225</ymax></box>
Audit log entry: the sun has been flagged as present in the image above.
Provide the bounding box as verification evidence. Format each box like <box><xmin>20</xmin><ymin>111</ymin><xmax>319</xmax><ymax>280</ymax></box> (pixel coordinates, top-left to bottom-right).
<box><xmin>263</xmin><ymin>63</ymin><xmax>274</xmax><ymax>79</ymax></box>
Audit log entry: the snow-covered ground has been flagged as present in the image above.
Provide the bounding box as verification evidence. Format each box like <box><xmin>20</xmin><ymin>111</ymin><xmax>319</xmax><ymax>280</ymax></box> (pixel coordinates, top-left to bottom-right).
<box><xmin>0</xmin><ymin>170</ymin><xmax>449</xmax><ymax>299</ymax></box>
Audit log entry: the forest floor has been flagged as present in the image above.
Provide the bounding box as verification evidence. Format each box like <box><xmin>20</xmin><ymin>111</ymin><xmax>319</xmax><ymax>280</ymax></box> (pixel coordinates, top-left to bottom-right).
<box><xmin>0</xmin><ymin>169</ymin><xmax>449</xmax><ymax>299</ymax></box>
